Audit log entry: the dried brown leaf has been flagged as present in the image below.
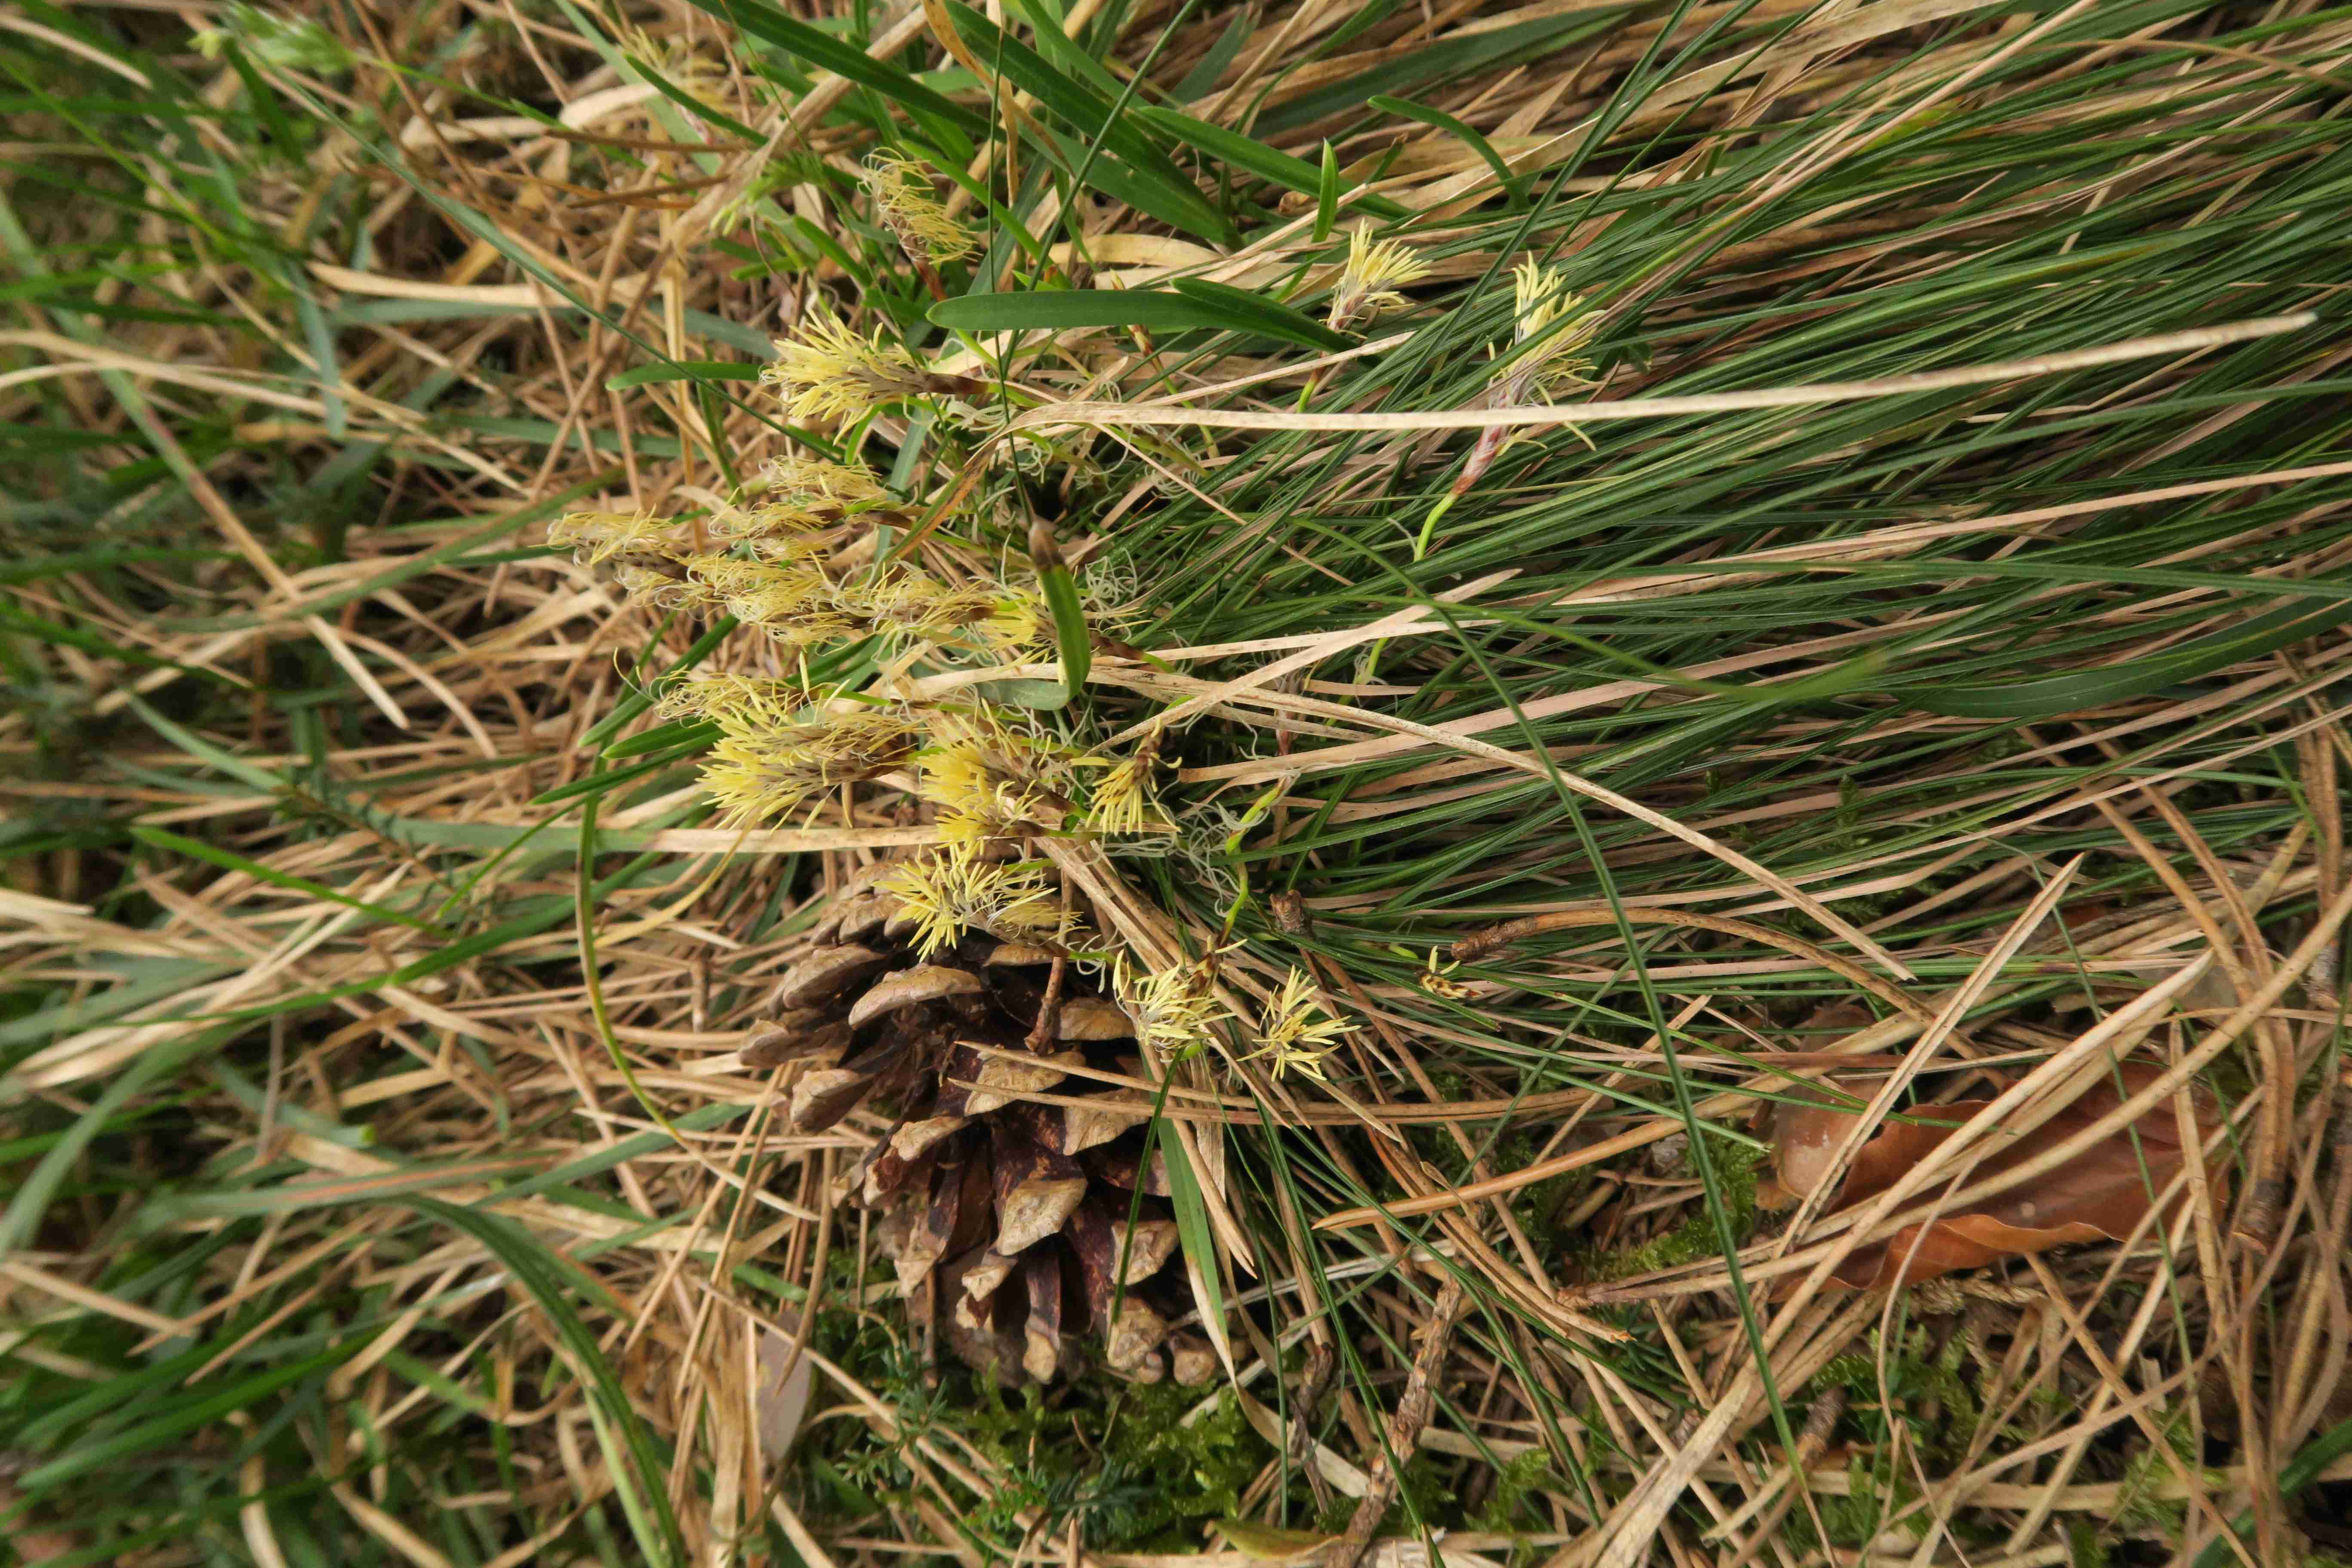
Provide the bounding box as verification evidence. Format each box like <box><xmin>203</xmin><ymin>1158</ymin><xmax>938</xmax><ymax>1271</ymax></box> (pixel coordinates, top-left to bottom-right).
<box><xmin>1765</xmin><ymin>1061</ymin><xmax>2224</xmax><ymax>1290</ymax></box>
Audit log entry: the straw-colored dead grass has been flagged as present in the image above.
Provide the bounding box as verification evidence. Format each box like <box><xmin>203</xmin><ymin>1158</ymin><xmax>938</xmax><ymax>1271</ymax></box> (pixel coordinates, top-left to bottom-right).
<box><xmin>5</xmin><ymin>0</ymin><xmax>2352</xmax><ymax>1565</ymax></box>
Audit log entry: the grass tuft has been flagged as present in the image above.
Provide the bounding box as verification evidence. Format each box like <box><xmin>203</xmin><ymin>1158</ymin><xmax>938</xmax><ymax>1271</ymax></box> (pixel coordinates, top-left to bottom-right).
<box><xmin>4</xmin><ymin>0</ymin><xmax>2350</xmax><ymax>1565</ymax></box>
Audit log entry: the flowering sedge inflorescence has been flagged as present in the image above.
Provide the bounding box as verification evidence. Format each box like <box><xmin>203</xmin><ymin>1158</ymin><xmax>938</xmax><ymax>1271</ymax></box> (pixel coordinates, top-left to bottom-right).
<box><xmin>658</xmin><ymin>677</ymin><xmax>916</xmax><ymax>826</ymax></box>
<box><xmin>1326</xmin><ymin>230</ymin><xmax>1431</xmax><ymax>332</ymax></box>
<box><xmin>1247</xmin><ymin>968</ymin><xmax>1354</xmax><ymax>1081</ymax></box>
<box><xmin>556</xmin><ymin>475</ymin><xmax>1168</xmax><ymax>966</ymax></box>
<box><xmin>861</xmin><ymin>152</ymin><xmax>978</xmax><ymax>267</ymax></box>
<box><xmin>1430</xmin><ymin>260</ymin><xmax>1606</xmax><ymax>516</ymax></box>
<box><xmin>552</xmin><ymin>460</ymin><xmax>1041</xmax><ymax>658</ymax></box>
<box><xmin>764</xmin><ymin>312</ymin><xmax>991</xmax><ymax>426</ymax></box>
<box><xmin>881</xmin><ymin>851</ymin><xmax>1075</xmax><ymax>959</ymax></box>
<box><xmin>1498</xmin><ymin>260</ymin><xmax>1600</xmax><ymax>402</ymax></box>
<box><xmin>1111</xmin><ymin>952</ymin><xmax>1353</xmax><ymax>1084</ymax></box>
<box><xmin>558</xmin><ymin>264</ymin><xmax>1360</xmax><ymax>1094</ymax></box>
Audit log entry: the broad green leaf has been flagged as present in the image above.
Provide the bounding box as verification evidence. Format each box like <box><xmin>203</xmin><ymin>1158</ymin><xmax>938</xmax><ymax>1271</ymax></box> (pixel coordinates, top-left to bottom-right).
<box><xmin>1172</xmin><ymin>277</ymin><xmax>1354</xmax><ymax>350</ymax></box>
<box><xmin>1153</xmin><ymin>1121</ymin><xmax>1228</xmax><ymax>1375</ymax></box>
<box><xmin>1037</xmin><ymin>553</ymin><xmax>1091</xmax><ymax>709</ymax></box>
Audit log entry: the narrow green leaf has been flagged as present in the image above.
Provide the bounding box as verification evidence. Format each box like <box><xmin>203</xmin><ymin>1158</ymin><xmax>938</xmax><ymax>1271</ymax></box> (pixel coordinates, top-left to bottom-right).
<box><xmin>170</xmin><ymin>469</ymin><xmax>621</xmax><ymax>634</ymax></box>
<box><xmin>0</xmin><ymin>1025</ymin><xmax>235</xmax><ymax>1258</ymax></box>
<box><xmin>691</xmin><ymin>0</ymin><xmax>987</xmax><ymax>136</ymax></box>
<box><xmin>1918</xmin><ymin>597</ymin><xmax>2352</xmax><ymax>718</ymax></box>
<box><xmin>0</xmin><ymin>601</ymin><xmax>189</xmax><ymax>675</ymax></box>
<box><xmin>1257</xmin><ymin>9</ymin><xmax>1617</xmax><ymax>132</ymax></box>
<box><xmin>1039</xmin><ymin>560</ymin><xmax>1091</xmax><ymax>707</ymax></box>
<box><xmin>1154</xmin><ymin>1122</ymin><xmax>1228</xmax><ymax>1368</ymax></box>
<box><xmin>409</xmin><ymin>1199</ymin><xmax>687</xmax><ymax>1567</ymax></box>
<box><xmin>933</xmin><ymin>285</ymin><xmax>1348</xmax><ymax>351</ymax></box>
<box><xmin>623</xmin><ymin>49</ymin><xmax>762</xmax><ymax>141</ymax></box>
<box><xmin>1021</xmin><ymin>119</ymin><xmax>1240</xmax><ymax>252</ymax></box>
<box><xmin>126</xmin><ymin>697</ymin><xmax>285</xmax><ymax>795</ymax></box>
<box><xmin>530</xmin><ymin>748</ymin><xmax>703</xmax><ymax>808</ymax></box>
<box><xmin>1315</xmin><ymin>141</ymin><xmax>1339</xmax><ymax>243</ymax></box>
<box><xmin>1369</xmin><ymin>93</ymin><xmax>1519</xmax><ymax>207</ymax></box>
<box><xmin>999</xmin><ymin>0</ymin><xmax>1129</xmax><ymax>100</ymax></box>
<box><xmin>1129</xmin><ymin>104</ymin><xmax>1409</xmax><ymax>218</ymax></box>
<box><xmin>2192</xmin><ymin>1413</ymin><xmax>2352</xmax><ymax>1568</ymax></box>
<box><xmin>578</xmin><ymin>617</ymin><xmax>742</xmax><ymax>750</ymax></box>
<box><xmin>941</xmin><ymin>3</ymin><xmax>1240</xmax><ymax>246</ymax></box>
<box><xmin>21</xmin><ymin>1340</ymin><xmax>369</xmax><ymax>1491</ymax></box>
<box><xmin>1172</xmin><ymin>5</ymin><xmax>1254</xmax><ymax>101</ymax></box>
<box><xmin>603</xmin><ymin>718</ymin><xmax>722</xmax><ymax>760</ymax></box>
<box><xmin>606</xmin><ymin>360</ymin><xmax>763</xmax><ymax>390</ymax></box>
<box><xmin>129</xmin><ymin>826</ymin><xmax>450</xmax><ymax>934</ymax></box>
<box><xmin>476</xmin><ymin>1102</ymin><xmax>748</xmax><ymax>1208</ymax></box>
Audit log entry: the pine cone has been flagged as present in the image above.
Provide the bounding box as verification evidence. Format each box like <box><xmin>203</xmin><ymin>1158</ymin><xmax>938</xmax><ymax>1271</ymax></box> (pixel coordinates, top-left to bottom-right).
<box><xmin>744</xmin><ymin>868</ymin><xmax>1210</xmax><ymax>1386</ymax></box>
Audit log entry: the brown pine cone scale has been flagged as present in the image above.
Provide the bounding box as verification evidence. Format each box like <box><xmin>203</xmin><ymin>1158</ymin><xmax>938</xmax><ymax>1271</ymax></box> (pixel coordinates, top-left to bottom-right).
<box><xmin>743</xmin><ymin>872</ymin><xmax>1207</xmax><ymax>1386</ymax></box>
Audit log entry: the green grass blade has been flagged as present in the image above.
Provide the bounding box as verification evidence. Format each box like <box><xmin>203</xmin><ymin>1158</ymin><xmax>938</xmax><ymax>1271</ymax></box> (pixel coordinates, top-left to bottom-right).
<box><xmin>934</xmin><ymin>284</ymin><xmax>1346</xmax><ymax>349</ymax></box>
<box><xmin>1369</xmin><ymin>93</ymin><xmax>1519</xmax><ymax>207</ymax></box>
<box><xmin>128</xmin><ymin>826</ymin><xmax>452</xmax><ymax>934</ymax></box>
<box><xmin>407</xmin><ymin>1198</ymin><xmax>688</xmax><ymax>1568</ymax></box>
<box><xmin>607</xmin><ymin>361</ymin><xmax>763</xmax><ymax>390</ymax></box>
<box><xmin>694</xmin><ymin>0</ymin><xmax>987</xmax><ymax>137</ymax></box>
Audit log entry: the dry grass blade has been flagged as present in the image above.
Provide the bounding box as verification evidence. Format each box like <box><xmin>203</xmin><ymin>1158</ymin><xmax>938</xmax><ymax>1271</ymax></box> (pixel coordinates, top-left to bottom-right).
<box><xmin>4</xmin><ymin>1</ymin><xmax>2351</xmax><ymax>1566</ymax></box>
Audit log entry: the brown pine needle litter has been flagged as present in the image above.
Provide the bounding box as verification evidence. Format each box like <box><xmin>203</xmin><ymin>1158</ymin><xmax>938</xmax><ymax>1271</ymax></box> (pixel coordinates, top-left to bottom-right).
<box><xmin>4</xmin><ymin>1</ymin><xmax>2352</xmax><ymax>1566</ymax></box>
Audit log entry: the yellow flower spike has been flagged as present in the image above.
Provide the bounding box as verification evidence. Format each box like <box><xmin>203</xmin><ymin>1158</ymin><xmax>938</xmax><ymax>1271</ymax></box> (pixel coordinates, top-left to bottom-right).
<box><xmin>766</xmin><ymin>313</ymin><xmax>934</xmax><ymax>425</ymax></box>
<box><xmin>1113</xmin><ymin>952</ymin><xmax>1233</xmax><ymax>1060</ymax></box>
<box><xmin>916</xmin><ymin>721</ymin><xmax>1057</xmax><ymax>852</ymax></box>
<box><xmin>861</xmin><ymin>152</ymin><xmax>978</xmax><ymax>266</ymax></box>
<box><xmin>612</xmin><ymin>560</ymin><xmax>703</xmax><ymax>606</ymax></box>
<box><xmin>980</xmin><ymin>589</ymin><xmax>1045</xmax><ymax>654</ymax></box>
<box><xmin>760</xmin><ymin>455</ymin><xmax>885</xmax><ymax>505</ymax></box>
<box><xmin>1085</xmin><ymin>726</ymin><xmax>1170</xmax><ymax>838</ymax></box>
<box><xmin>1326</xmin><ymin>230</ymin><xmax>1431</xmax><ymax>331</ymax></box>
<box><xmin>852</xmin><ymin>571</ymin><xmax>949</xmax><ymax>632</ymax></box>
<box><xmin>915</xmin><ymin>734</ymin><xmax>994</xmax><ymax>812</ymax></box>
<box><xmin>698</xmin><ymin>704</ymin><xmax>918</xmax><ymax>827</ymax></box>
<box><xmin>1248</xmin><ymin>968</ymin><xmax>1354</xmax><ymax>1082</ymax></box>
<box><xmin>845</xmin><ymin>573</ymin><xmax>1038</xmax><ymax>654</ymax></box>
<box><xmin>1418</xmin><ymin>947</ymin><xmax>1476</xmax><ymax>1001</ymax></box>
<box><xmin>708</xmin><ymin>501</ymin><xmax>831</xmax><ymax>557</ymax></box>
<box><xmin>549</xmin><ymin>510</ymin><xmax>675</xmax><ymax>567</ymax></box>
<box><xmin>881</xmin><ymin>852</ymin><xmax>1071</xmax><ymax>959</ymax></box>
<box><xmin>1505</xmin><ymin>260</ymin><xmax>1600</xmax><ymax>397</ymax></box>
<box><xmin>683</xmin><ymin>555</ymin><xmax>840</xmax><ymax>636</ymax></box>
<box><xmin>657</xmin><ymin>674</ymin><xmax>784</xmax><ymax>721</ymax></box>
